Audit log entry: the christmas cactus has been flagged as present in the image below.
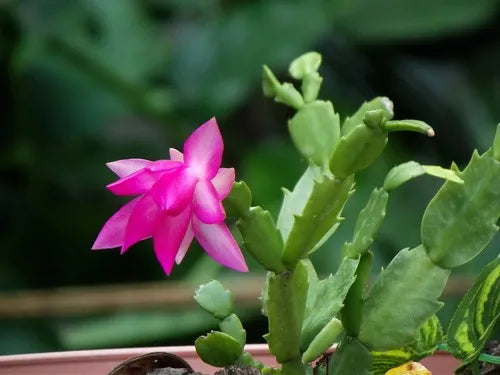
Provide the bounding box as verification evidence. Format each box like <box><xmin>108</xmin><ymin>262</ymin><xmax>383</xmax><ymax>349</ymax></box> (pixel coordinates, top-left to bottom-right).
<box><xmin>95</xmin><ymin>52</ymin><xmax>499</xmax><ymax>375</ymax></box>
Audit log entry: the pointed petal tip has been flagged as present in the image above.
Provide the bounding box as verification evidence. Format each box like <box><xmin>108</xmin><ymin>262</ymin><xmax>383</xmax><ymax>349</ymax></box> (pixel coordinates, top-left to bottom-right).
<box><xmin>106</xmin><ymin>159</ymin><xmax>151</xmax><ymax>178</ymax></box>
<box><xmin>192</xmin><ymin>218</ymin><xmax>248</xmax><ymax>273</ymax></box>
<box><xmin>184</xmin><ymin>118</ymin><xmax>223</xmax><ymax>179</ymax></box>
<box><xmin>169</xmin><ymin>148</ymin><xmax>184</xmax><ymax>162</ymax></box>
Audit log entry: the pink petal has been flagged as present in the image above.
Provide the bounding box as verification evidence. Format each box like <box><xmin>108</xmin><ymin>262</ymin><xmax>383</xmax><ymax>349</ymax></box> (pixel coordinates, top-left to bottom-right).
<box><xmin>153</xmin><ymin>207</ymin><xmax>192</xmax><ymax>275</ymax></box>
<box><xmin>193</xmin><ymin>180</ymin><xmax>225</xmax><ymax>224</ymax></box>
<box><xmin>211</xmin><ymin>168</ymin><xmax>235</xmax><ymax>199</ymax></box>
<box><xmin>169</xmin><ymin>148</ymin><xmax>184</xmax><ymax>162</ymax></box>
<box><xmin>175</xmin><ymin>222</ymin><xmax>194</xmax><ymax>264</ymax></box>
<box><xmin>183</xmin><ymin>118</ymin><xmax>223</xmax><ymax>179</ymax></box>
<box><xmin>121</xmin><ymin>195</ymin><xmax>161</xmax><ymax>254</ymax></box>
<box><xmin>150</xmin><ymin>167</ymin><xmax>198</xmax><ymax>214</ymax></box>
<box><xmin>107</xmin><ymin>168</ymin><xmax>165</xmax><ymax>196</ymax></box>
<box><xmin>106</xmin><ymin>159</ymin><xmax>151</xmax><ymax>178</ymax></box>
<box><xmin>92</xmin><ymin>196</ymin><xmax>142</xmax><ymax>249</ymax></box>
<box><xmin>147</xmin><ymin>160</ymin><xmax>183</xmax><ymax>172</ymax></box>
<box><xmin>192</xmin><ymin>216</ymin><xmax>248</xmax><ymax>272</ymax></box>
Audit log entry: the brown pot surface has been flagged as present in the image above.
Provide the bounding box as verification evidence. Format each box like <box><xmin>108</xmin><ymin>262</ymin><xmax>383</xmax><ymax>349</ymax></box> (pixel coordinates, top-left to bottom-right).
<box><xmin>0</xmin><ymin>344</ymin><xmax>459</xmax><ymax>375</ymax></box>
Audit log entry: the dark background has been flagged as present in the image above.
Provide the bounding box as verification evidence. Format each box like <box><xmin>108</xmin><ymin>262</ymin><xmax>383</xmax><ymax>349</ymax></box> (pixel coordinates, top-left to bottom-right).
<box><xmin>1</xmin><ymin>0</ymin><xmax>499</xmax><ymax>354</ymax></box>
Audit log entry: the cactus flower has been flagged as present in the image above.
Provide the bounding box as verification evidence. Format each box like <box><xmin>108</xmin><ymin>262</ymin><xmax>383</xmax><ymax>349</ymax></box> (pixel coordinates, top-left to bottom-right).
<box><xmin>92</xmin><ymin>118</ymin><xmax>248</xmax><ymax>275</ymax></box>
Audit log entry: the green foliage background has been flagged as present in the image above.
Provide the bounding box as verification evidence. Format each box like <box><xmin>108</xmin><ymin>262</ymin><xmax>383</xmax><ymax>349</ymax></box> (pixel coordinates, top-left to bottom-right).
<box><xmin>1</xmin><ymin>0</ymin><xmax>499</xmax><ymax>354</ymax></box>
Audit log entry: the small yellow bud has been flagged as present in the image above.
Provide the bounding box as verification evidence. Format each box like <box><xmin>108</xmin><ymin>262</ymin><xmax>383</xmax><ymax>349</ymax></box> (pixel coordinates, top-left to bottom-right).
<box><xmin>385</xmin><ymin>361</ymin><xmax>431</xmax><ymax>375</ymax></box>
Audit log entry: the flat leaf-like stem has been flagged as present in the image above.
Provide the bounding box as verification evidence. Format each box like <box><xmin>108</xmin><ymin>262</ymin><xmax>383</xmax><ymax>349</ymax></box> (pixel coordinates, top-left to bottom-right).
<box><xmin>383</xmin><ymin>161</ymin><xmax>463</xmax><ymax>192</ymax></box>
<box><xmin>329</xmin><ymin>124</ymin><xmax>388</xmax><ymax>178</ymax></box>
<box><xmin>195</xmin><ymin>331</ymin><xmax>243</xmax><ymax>367</ymax></box>
<box><xmin>282</xmin><ymin>172</ymin><xmax>354</xmax><ymax>267</ymax></box>
<box><xmin>263</xmin><ymin>261</ymin><xmax>309</xmax><ymax>364</ymax></box>
<box><xmin>359</xmin><ymin>246</ymin><xmax>450</xmax><ymax>351</ymax></box>
<box><xmin>328</xmin><ymin>336</ymin><xmax>371</xmax><ymax>375</ymax></box>
<box><xmin>301</xmin><ymin>256</ymin><xmax>359</xmax><ymax>349</ymax></box>
<box><xmin>194</xmin><ymin>280</ymin><xmax>234</xmax><ymax>320</ymax></box>
<box><xmin>342</xmin><ymin>188</ymin><xmax>388</xmax><ymax>259</ymax></box>
<box><xmin>421</xmin><ymin>150</ymin><xmax>500</xmax><ymax>268</ymax></box>
<box><xmin>288</xmin><ymin>100</ymin><xmax>340</xmax><ymax>166</ymax></box>
<box><xmin>238</xmin><ymin>206</ymin><xmax>285</xmax><ymax>272</ymax></box>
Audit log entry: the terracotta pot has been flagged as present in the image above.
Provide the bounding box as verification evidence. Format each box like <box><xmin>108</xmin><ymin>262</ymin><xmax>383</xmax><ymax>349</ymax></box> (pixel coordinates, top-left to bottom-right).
<box><xmin>0</xmin><ymin>344</ymin><xmax>459</xmax><ymax>375</ymax></box>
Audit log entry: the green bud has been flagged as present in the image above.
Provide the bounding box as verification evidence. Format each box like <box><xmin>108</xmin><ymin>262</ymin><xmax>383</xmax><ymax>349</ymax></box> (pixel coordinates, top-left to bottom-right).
<box><xmin>223</xmin><ymin>181</ymin><xmax>252</xmax><ymax>218</ymax></box>
<box><xmin>301</xmin><ymin>72</ymin><xmax>323</xmax><ymax>103</ymax></box>
<box><xmin>238</xmin><ymin>207</ymin><xmax>285</xmax><ymax>272</ymax></box>
<box><xmin>363</xmin><ymin>109</ymin><xmax>386</xmax><ymax>129</ymax></box>
<box><xmin>382</xmin><ymin>119</ymin><xmax>435</xmax><ymax>137</ymax></box>
<box><xmin>288</xmin><ymin>51</ymin><xmax>322</xmax><ymax>79</ymax></box>
<box><xmin>288</xmin><ymin>100</ymin><xmax>340</xmax><ymax>166</ymax></box>
<box><xmin>194</xmin><ymin>280</ymin><xmax>233</xmax><ymax>319</ymax></box>
<box><xmin>329</xmin><ymin>124</ymin><xmax>388</xmax><ymax>178</ymax></box>
<box><xmin>342</xmin><ymin>97</ymin><xmax>394</xmax><ymax>135</ymax></box>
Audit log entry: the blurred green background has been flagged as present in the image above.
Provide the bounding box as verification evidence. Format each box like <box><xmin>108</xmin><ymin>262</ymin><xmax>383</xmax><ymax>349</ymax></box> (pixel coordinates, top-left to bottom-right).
<box><xmin>1</xmin><ymin>0</ymin><xmax>499</xmax><ymax>354</ymax></box>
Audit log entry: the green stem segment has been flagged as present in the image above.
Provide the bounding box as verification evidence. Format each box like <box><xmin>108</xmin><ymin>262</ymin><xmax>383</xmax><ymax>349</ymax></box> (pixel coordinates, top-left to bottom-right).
<box><xmin>341</xmin><ymin>251</ymin><xmax>374</xmax><ymax>336</ymax></box>
<box><xmin>264</xmin><ymin>262</ymin><xmax>309</xmax><ymax>375</ymax></box>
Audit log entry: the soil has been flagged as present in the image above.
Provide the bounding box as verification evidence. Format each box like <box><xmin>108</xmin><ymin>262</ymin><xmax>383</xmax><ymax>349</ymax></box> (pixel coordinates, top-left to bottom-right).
<box><xmin>458</xmin><ymin>341</ymin><xmax>500</xmax><ymax>375</ymax></box>
<box><xmin>144</xmin><ymin>365</ymin><xmax>260</xmax><ymax>375</ymax></box>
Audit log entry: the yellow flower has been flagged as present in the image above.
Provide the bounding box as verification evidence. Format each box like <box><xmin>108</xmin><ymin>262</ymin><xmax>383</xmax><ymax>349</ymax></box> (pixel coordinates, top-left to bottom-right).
<box><xmin>385</xmin><ymin>361</ymin><xmax>431</xmax><ymax>375</ymax></box>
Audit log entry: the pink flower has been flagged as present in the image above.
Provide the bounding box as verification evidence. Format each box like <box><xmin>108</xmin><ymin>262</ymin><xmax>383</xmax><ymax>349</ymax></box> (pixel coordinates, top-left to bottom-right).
<box><xmin>92</xmin><ymin>118</ymin><xmax>248</xmax><ymax>275</ymax></box>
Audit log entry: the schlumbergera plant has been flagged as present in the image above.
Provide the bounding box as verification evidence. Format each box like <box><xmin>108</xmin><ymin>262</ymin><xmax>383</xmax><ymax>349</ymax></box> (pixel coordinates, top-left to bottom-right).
<box><xmin>94</xmin><ymin>52</ymin><xmax>500</xmax><ymax>375</ymax></box>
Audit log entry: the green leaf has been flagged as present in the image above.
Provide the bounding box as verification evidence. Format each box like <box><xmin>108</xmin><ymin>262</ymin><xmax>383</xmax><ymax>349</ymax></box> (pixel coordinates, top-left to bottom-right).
<box><xmin>301</xmin><ymin>256</ymin><xmax>359</xmax><ymax>349</ymax></box>
<box><xmin>262</xmin><ymin>65</ymin><xmax>281</xmax><ymax>98</ymax></box>
<box><xmin>329</xmin><ymin>124</ymin><xmax>388</xmax><ymax>179</ymax></box>
<box><xmin>282</xmin><ymin>172</ymin><xmax>354</xmax><ymax>266</ymax></box>
<box><xmin>278</xmin><ymin>165</ymin><xmax>320</xmax><ymax>243</ymax></box>
<box><xmin>238</xmin><ymin>206</ymin><xmax>285</xmax><ymax>272</ymax></box>
<box><xmin>263</xmin><ymin>260</ymin><xmax>309</xmax><ymax>363</ymax></box>
<box><xmin>195</xmin><ymin>331</ymin><xmax>243</xmax><ymax>367</ymax></box>
<box><xmin>301</xmin><ymin>72</ymin><xmax>322</xmax><ymax>103</ymax></box>
<box><xmin>421</xmin><ymin>150</ymin><xmax>500</xmax><ymax>268</ymax></box>
<box><xmin>194</xmin><ymin>280</ymin><xmax>234</xmax><ymax>320</ymax></box>
<box><xmin>341</xmin><ymin>97</ymin><xmax>394</xmax><ymax>135</ymax></box>
<box><xmin>447</xmin><ymin>257</ymin><xmax>500</xmax><ymax>365</ymax></box>
<box><xmin>219</xmin><ymin>313</ymin><xmax>246</xmax><ymax>347</ymax></box>
<box><xmin>370</xmin><ymin>315</ymin><xmax>443</xmax><ymax>375</ymax></box>
<box><xmin>302</xmin><ymin>318</ymin><xmax>343</xmax><ymax>363</ymax></box>
<box><xmin>383</xmin><ymin>161</ymin><xmax>463</xmax><ymax>192</ymax></box>
<box><xmin>262</xmin><ymin>65</ymin><xmax>304</xmax><ymax>109</ymax></box>
<box><xmin>223</xmin><ymin>181</ymin><xmax>252</xmax><ymax>218</ymax></box>
<box><xmin>359</xmin><ymin>246</ymin><xmax>450</xmax><ymax>351</ymax></box>
<box><xmin>288</xmin><ymin>100</ymin><xmax>340</xmax><ymax>166</ymax></box>
<box><xmin>288</xmin><ymin>51</ymin><xmax>322</xmax><ymax>79</ymax></box>
<box><xmin>382</xmin><ymin>119</ymin><xmax>435</xmax><ymax>137</ymax></box>
<box><xmin>342</xmin><ymin>188</ymin><xmax>389</xmax><ymax>258</ymax></box>
<box><xmin>421</xmin><ymin>165</ymin><xmax>463</xmax><ymax>183</ymax></box>
<box><xmin>328</xmin><ymin>336</ymin><xmax>371</xmax><ymax>375</ymax></box>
